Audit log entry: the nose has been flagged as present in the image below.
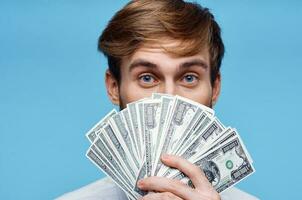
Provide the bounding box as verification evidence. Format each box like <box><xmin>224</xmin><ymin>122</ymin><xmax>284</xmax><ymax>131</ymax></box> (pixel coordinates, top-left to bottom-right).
<box><xmin>159</xmin><ymin>79</ymin><xmax>177</xmax><ymax>95</ymax></box>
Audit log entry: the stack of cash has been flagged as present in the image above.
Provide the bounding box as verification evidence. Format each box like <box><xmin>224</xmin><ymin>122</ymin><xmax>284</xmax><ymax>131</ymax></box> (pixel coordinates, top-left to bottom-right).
<box><xmin>86</xmin><ymin>93</ymin><xmax>255</xmax><ymax>200</ymax></box>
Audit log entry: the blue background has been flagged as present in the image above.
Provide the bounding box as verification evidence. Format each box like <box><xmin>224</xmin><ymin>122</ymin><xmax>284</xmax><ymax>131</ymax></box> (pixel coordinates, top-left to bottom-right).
<box><xmin>1</xmin><ymin>0</ymin><xmax>301</xmax><ymax>199</ymax></box>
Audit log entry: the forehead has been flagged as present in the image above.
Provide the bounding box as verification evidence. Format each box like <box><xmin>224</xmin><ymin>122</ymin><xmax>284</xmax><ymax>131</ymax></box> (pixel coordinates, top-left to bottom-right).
<box><xmin>121</xmin><ymin>40</ymin><xmax>210</xmax><ymax>68</ymax></box>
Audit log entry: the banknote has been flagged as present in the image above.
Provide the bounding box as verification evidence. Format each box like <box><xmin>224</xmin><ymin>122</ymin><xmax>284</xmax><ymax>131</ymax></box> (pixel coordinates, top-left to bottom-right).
<box><xmin>173</xmin><ymin>111</ymin><xmax>212</xmax><ymax>155</ymax></box>
<box><xmin>121</xmin><ymin>109</ymin><xmax>140</xmax><ymax>160</ymax></box>
<box><xmin>131</xmin><ymin>99</ymin><xmax>163</xmax><ymax>195</ymax></box>
<box><xmin>92</xmin><ymin>136</ymin><xmax>135</xmax><ymax>185</ymax></box>
<box><xmin>127</xmin><ymin>102</ymin><xmax>143</xmax><ymax>160</ymax></box>
<box><xmin>85</xmin><ymin>94</ymin><xmax>255</xmax><ymax>198</ymax></box>
<box><xmin>86</xmin><ymin>148</ymin><xmax>140</xmax><ymax>200</ymax></box>
<box><xmin>86</xmin><ymin>109</ymin><xmax>117</xmax><ymax>143</ymax></box>
<box><xmin>163</xmin><ymin>127</ymin><xmax>235</xmax><ymax>179</ymax></box>
<box><xmin>109</xmin><ymin>113</ymin><xmax>140</xmax><ymax>169</ymax></box>
<box><xmin>190</xmin><ymin>127</ymin><xmax>235</xmax><ymax>162</ymax></box>
<box><xmin>96</xmin><ymin>129</ymin><xmax>136</xmax><ymax>183</ymax></box>
<box><xmin>102</xmin><ymin>124</ymin><xmax>138</xmax><ymax>177</ymax></box>
<box><xmin>153</xmin><ymin>96</ymin><xmax>210</xmax><ymax>176</ymax></box>
<box><xmin>151</xmin><ymin>95</ymin><xmax>174</xmax><ymax>176</ymax></box>
<box><xmin>142</xmin><ymin>99</ymin><xmax>161</xmax><ymax>177</ymax></box>
<box><xmin>172</xmin><ymin>137</ymin><xmax>255</xmax><ymax>193</ymax></box>
<box><xmin>180</xmin><ymin>118</ymin><xmax>225</xmax><ymax>160</ymax></box>
<box><xmin>159</xmin><ymin>118</ymin><xmax>225</xmax><ymax>177</ymax></box>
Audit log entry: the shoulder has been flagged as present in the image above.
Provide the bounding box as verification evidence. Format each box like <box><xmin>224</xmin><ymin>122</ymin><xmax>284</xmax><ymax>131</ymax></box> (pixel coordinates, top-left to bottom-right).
<box><xmin>221</xmin><ymin>187</ymin><xmax>259</xmax><ymax>200</ymax></box>
<box><xmin>55</xmin><ymin>177</ymin><xmax>127</xmax><ymax>200</ymax></box>
<box><xmin>56</xmin><ymin>178</ymin><xmax>258</xmax><ymax>200</ymax></box>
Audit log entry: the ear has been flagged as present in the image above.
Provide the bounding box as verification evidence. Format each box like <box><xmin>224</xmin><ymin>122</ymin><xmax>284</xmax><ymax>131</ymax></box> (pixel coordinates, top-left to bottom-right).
<box><xmin>105</xmin><ymin>70</ymin><xmax>120</xmax><ymax>105</ymax></box>
<box><xmin>211</xmin><ymin>73</ymin><xmax>221</xmax><ymax>106</ymax></box>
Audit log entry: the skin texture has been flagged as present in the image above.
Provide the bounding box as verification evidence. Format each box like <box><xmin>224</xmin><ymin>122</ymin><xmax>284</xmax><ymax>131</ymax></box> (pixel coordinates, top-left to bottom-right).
<box><xmin>105</xmin><ymin>42</ymin><xmax>221</xmax><ymax>200</ymax></box>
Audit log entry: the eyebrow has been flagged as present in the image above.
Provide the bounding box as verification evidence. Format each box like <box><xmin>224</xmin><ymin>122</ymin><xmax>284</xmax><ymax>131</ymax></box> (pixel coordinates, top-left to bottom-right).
<box><xmin>129</xmin><ymin>58</ymin><xmax>209</xmax><ymax>72</ymax></box>
<box><xmin>180</xmin><ymin>59</ymin><xmax>209</xmax><ymax>69</ymax></box>
<box><xmin>129</xmin><ymin>59</ymin><xmax>157</xmax><ymax>72</ymax></box>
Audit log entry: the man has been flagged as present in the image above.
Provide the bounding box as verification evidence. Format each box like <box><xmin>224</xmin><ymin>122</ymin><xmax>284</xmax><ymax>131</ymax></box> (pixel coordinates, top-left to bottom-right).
<box><xmin>57</xmin><ymin>0</ymin><xmax>258</xmax><ymax>199</ymax></box>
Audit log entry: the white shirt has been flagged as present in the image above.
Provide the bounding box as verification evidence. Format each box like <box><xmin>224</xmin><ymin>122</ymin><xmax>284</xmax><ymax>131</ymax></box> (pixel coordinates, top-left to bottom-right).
<box><xmin>56</xmin><ymin>177</ymin><xmax>259</xmax><ymax>200</ymax></box>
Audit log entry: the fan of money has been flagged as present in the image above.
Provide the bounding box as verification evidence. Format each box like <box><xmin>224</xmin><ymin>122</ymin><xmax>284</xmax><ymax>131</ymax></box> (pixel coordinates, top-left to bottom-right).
<box><xmin>85</xmin><ymin>93</ymin><xmax>255</xmax><ymax>200</ymax></box>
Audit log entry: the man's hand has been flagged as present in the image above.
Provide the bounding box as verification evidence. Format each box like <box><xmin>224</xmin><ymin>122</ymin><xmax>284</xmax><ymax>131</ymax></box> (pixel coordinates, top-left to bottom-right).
<box><xmin>137</xmin><ymin>154</ymin><xmax>221</xmax><ymax>200</ymax></box>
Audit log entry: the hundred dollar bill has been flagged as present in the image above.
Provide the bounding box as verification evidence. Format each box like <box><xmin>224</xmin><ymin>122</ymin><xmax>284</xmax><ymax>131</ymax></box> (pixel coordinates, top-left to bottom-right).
<box><xmin>102</xmin><ymin>124</ymin><xmax>138</xmax><ymax>178</ymax></box>
<box><xmin>160</xmin><ymin>118</ymin><xmax>225</xmax><ymax>177</ymax></box>
<box><xmin>127</xmin><ymin>101</ymin><xmax>143</xmax><ymax>160</ymax></box>
<box><xmin>190</xmin><ymin>127</ymin><xmax>235</xmax><ymax>162</ymax></box>
<box><xmin>127</xmin><ymin>97</ymin><xmax>152</xmax><ymax>160</ymax></box>
<box><xmin>90</xmin><ymin>144</ymin><xmax>133</xmax><ymax>189</ymax></box>
<box><xmin>179</xmin><ymin>118</ymin><xmax>225</xmax><ymax>160</ymax></box>
<box><xmin>95</xmin><ymin>129</ymin><xmax>136</xmax><ymax>183</ymax></box>
<box><xmin>151</xmin><ymin>96</ymin><xmax>174</xmax><ymax>176</ymax></box>
<box><xmin>143</xmin><ymin>99</ymin><xmax>161</xmax><ymax>177</ymax></box>
<box><xmin>133</xmin><ymin>162</ymin><xmax>148</xmax><ymax>196</ymax></box>
<box><xmin>108</xmin><ymin>112</ymin><xmax>140</xmax><ymax>169</ymax></box>
<box><xmin>199</xmin><ymin>128</ymin><xmax>254</xmax><ymax>164</ymax></box>
<box><xmin>131</xmin><ymin>99</ymin><xmax>163</xmax><ymax>190</ymax></box>
<box><xmin>192</xmin><ymin>128</ymin><xmax>253</xmax><ymax>164</ymax></box>
<box><xmin>137</xmin><ymin>102</ymin><xmax>145</xmax><ymax>155</ymax></box>
<box><xmin>91</xmin><ymin>136</ymin><xmax>135</xmax><ymax>185</ymax></box>
<box><xmin>166</xmin><ymin>96</ymin><xmax>214</xmax><ymax>154</ymax></box>
<box><xmin>173</xmin><ymin>111</ymin><xmax>212</xmax><ymax>155</ymax></box>
<box><xmin>165</xmin><ymin>127</ymin><xmax>234</xmax><ymax>179</ymax></box>
<box><xmin>86</xmin><ymin>148</ymin><xmax>140</xmax><ymax>200</ymax></box>
<box><xmin>153</xmin><ymin>96</ymin><xmax>213</xmax><ymax>176</ymax></box>
<box><xmin>86</xmin><ymin>109</ymin><xmax>117</xmax><ymax>143</ymax></box>
<box><xmin>121</xmin><ymin>109</ymin><xmax>140</xmax><ymax>160</ymax></box>
<box><xmin>172</xmin><ymin>136</ymin><xmax>255</xmax><ymax>193</ymax></box>
<box><xmin>233</xmin><ymin>129</ymin><xmax>254</xmax><ymax>163</ymax></box>
<box><xmin>170</xmin><ymin>98</ymin><xmax>214</xmax><ymax>155</ymax></box>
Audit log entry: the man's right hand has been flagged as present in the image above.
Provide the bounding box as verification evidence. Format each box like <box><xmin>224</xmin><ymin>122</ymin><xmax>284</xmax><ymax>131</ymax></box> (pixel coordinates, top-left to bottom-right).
<box><xmin>137</xmin><ymin>154</ymin><xmax>220</xmax><ymax>200</ymax></box>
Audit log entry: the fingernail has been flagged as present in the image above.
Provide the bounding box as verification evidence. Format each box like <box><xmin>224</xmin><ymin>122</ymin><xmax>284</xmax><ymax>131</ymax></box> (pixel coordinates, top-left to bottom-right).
<box><xmin>137</xmin><ymin>180</ymin><xmax>143</xmax><ymax>188</ymax></box>
<box><xmin>161</xmin><ymin>154</ymin><xmax>169</xmax><ymax>160</ymax></box>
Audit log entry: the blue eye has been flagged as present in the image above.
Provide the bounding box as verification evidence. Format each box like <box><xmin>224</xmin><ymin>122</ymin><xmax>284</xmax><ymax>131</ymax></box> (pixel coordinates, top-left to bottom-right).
<box><xmin>140</xmin><ymin>74</ymin><xmax>154</xmax><ymax>83</ymax></box>
<box><xmin>183</xmin><ymin>74</ymin><xmax>197</xmax><ymax>83</ymax></box>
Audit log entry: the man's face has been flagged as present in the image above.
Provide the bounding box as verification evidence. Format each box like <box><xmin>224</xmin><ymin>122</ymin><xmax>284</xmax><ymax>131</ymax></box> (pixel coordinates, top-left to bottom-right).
<box><xmin>106</xmin><ymin>42</ymin><xmax>221</xmax><ymax>109</ymax></box>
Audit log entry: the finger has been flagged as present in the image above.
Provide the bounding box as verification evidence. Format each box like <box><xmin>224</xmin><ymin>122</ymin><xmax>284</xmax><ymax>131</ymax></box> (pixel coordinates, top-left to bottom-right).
<box><xmin>161</xmin><ymin>154</ymin><xmax>212</xmax><ymax>189</ymax></box>
<box><xmin>141</xmin><ymin>192</ymin><xmax>183</xmax><ymax>200</ymax></box>
<box><xmin>138</xmin><ymin>176</ymin><xmax>198</xmax><ymax>200</ymax></box>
